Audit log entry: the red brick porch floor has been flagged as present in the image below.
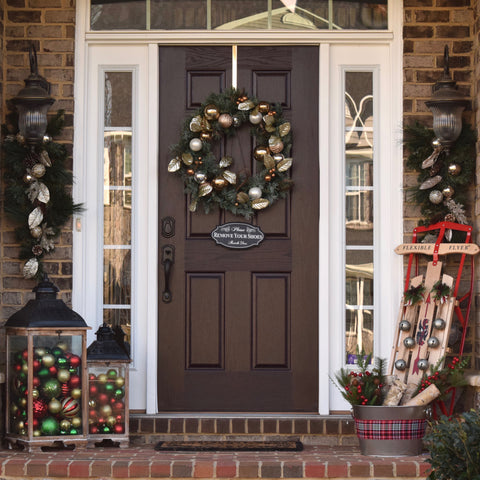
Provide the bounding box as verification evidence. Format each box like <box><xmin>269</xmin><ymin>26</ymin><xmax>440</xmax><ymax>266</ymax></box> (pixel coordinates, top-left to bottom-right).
<box><xmin>0</xmin><ymin>444</ymin><xmax>430</xmax><ymax>479</ymax></box>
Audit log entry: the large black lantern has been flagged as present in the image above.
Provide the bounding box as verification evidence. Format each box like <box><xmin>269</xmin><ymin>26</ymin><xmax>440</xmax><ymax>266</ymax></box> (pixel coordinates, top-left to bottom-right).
<box><xmin>87</xmin><ymin>323</ymin><xmax>131</xmax><ymax>447</ymax></box>
<box><xmin>11</xmin><ymin>45</ymin><xmax>54</xmax><ymax>146</ymax></box>
<box><xmin>5</xmin><ymin>276</ymin><xmax>90</xmax><ymax>451</ymax></box>
<box><xmin>425</xmin><ymin>45</ymin><xmax>470</xmax><ymax>148</ymax></box>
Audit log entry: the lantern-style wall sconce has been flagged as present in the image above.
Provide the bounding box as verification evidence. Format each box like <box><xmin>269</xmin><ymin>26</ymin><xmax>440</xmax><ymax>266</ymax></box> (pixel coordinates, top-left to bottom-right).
<box><xmin>11</xmin><ymin>45</ymin><xmax>54</xmax><ymax>147</ymax></box>
<box><xmin>425</xmin><ymin>45</ymin><xmax>470</xmax><ymax>149</ymax></box>
<box><xmin>87</xmin><ymin>323</ymin><xmax>131</xmax><ymax>448</ymax></box>
<box><xmin>5</xmin><ymin>276</ymin><xmax>90</xmax><ymax>451</ymax></box>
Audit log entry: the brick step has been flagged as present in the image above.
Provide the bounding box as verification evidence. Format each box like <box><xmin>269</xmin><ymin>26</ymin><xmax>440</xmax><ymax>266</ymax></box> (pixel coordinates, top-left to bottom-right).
<box><xmin>130</xmin><ymin>414</ymin><xmax>358</xmax><ymax>446</ymax></box>
<box><xmin>0</xmin><ymin>444</ymin><xmax>430</xmax><ymax>479</ymax></box>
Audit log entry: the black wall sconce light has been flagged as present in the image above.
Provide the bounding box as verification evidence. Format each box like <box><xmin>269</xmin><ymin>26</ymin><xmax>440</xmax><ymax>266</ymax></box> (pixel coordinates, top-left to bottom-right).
<box><xmin>425</xmin><ymin>45</ymin><xmax>469</xmax><ymax>149</ymax></box>
<box><xmin>11</xmin><ymin>45</ymin><xmax>55</xmax><ymax>147</ymax></box>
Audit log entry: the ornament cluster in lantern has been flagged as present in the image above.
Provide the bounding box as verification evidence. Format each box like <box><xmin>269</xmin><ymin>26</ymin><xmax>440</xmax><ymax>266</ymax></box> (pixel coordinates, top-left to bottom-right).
<box><xmin>5</xmin><ymin>276</ymin><xmax>89</xmax><ymax>451</ymax></box>
<box><xmin>87</xmin><ymin>323</ymin><xmax>131</xmax><ymax>447</ymax></box>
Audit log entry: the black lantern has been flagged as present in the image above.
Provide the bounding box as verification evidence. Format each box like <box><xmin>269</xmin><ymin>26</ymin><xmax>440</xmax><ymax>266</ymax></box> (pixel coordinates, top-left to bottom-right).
<box><xmin>11</xmin><ymin>45</ymin><xmax>54</xmax><ymax>146</ymax></box>
<box><xmin>5</xmin><ymin>276</ymin><xmax>90</xmax><ymax>451</ymax></box>
<box><xmin>425</xmin><ymin>45</ymin><xmax>470</xmax><ymax>148</ymax></box>
<box><xmin>87</xmin><ymin>324</ymin><xmax>131</xmax><ymax>447</ymax></box>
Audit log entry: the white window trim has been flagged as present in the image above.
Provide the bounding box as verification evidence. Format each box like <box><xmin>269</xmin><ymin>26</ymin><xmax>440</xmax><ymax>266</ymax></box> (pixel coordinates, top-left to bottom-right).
<box><xmin>74</xmin><ymin>0</ymin><xmax>403</xmax><ymax>414</ymax></box>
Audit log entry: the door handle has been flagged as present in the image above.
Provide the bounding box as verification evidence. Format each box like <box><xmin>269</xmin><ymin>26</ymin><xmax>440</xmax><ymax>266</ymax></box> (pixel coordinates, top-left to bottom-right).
<box><xmin>162</xmin><ymin>245</ymin><xmax>175</xmax><ymax>303</ymax></box>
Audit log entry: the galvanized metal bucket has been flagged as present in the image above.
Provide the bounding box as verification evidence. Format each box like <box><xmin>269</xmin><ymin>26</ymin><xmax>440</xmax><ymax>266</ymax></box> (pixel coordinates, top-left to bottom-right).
<box><xmin>353</xmin><ymin>405</ymin><xmax>427</xmax><ymax>456</ymax></box>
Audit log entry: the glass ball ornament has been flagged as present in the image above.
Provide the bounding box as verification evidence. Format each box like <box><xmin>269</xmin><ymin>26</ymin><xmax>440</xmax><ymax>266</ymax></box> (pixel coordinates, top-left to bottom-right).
<box><xmin>442</xmin><ymin>185</ymin><xmax>455</xmax><ymax>199</ymax></box>
<box><xmin>212</xmin><ymin>177</ymin><xmax>228</xmax><ymax>191</ymax></box>
<box><xmin>218</xmin><ymin>113</ymin><xmax>233</xmax><ymax>128</ymax></box>
<box><xmin>249</xmin><ymin>111</ymin><xmax>263</xmax><ymax>125</ymax></box>
<box><xmin>427</xmin><ymin>336</ymin><xmax>440</xmax><ymax>348</ymax></box>
<box><xmin>448</xmin><ymin>163</ymin><xmax>462</xmax><ymax>176</ymax></box>
<box><xmin>189</xmin><ymin>138</ymin><xmax>203</xmax><ymax>152</ymax></box>
<box><xmin>258</xmin><ymin>101</ymin><xmax>270</xmax><ymax>114</ymax></box>
<box><xmin>399</xmin><ymin>320</ymin><xmax>411</xmax><ymax>332</ymax></box>
<box><xmin>23</xmin><ymin>173</ymin><xmax>34</xmax><ymax>184</ymax></box>
<box><xmin>429</xmin><ymin>189</ymin><xmax>443</xmax><ymax>205</ymax></box>
<box><xmin>433</xmin><ymin>318</ymin><xmax>446</xmax><ymax>330</ymax></box>
<box><xmin>42</xmin><ymin>353</ymin><xmax>56</xmax><ymax>367</ymax></box>
<box><xmin>395</xmin><ymin>359</ymin><xmax>407</xmax><ymax>371</ymax></box>
<box><xmin>204</xmin><ymin>104</ymin><xmax>220</xmax><ymax>121</ymax></box>
<box><xmin>32</xmin><ymin>163</ymin><xmax>46</xmax><ymax>178</ymax></box>
<box><xmin>268</xmin><ymin>136</ymin><xmax>284</xmax><ymax>154</ymax></box>
<box><xmin>417</xmin><ymin>359</ymin><xmax>429</xmax><ymax>370</ymax></box>
<box><xmin>48</xmin><ymin>398</ymin><xmax>62</xmax><ymax>414</ymax></box>
<box><xmin>253</xmin><ymin>145</ymin><xmax>269</xmax><ymax>161</ymax></box>
<box><xmin>233</xmin><ymin>115</ymin><xmax>241</xmax><ymax>127</ymax></box>
<box><xmin>200</xmin><ymin>131</ymin><xmax>212</xmax><ymax>141</ymax></box>
<box><xmin>194</xmin><ymin>171</ymin><xmax>207</xmax><ymax>184</ymax></box>
<box><xmin>248</xmin><ymin>187</ymin><xmax>262</xmax><ymax>200</ymax></box>
<box><xmin>403</xmin><ymin>336</ymin><xmax>415</xmax><ymax>348</ymax></box>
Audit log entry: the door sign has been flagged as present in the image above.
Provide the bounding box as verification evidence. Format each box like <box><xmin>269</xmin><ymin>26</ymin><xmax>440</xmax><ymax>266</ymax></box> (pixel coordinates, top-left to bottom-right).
<box><xmin>211</xmin><ymin>223</ymin><xmax>264</xmax><ymax>249</ymax></box>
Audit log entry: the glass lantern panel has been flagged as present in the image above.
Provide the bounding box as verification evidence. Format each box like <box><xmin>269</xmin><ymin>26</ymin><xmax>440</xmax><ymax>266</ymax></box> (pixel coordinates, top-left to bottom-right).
<box><xmin>31</xmin><ymin>335</ymin><xmax>84</xmax><ymax>437</ymax></box>
<box><xmin>88</xmin><ymin>364</ymin><xmax>127</xmax><ymax>435</ymax></box>
<box><xmin>8</xmin><ymin>335</ymin><xmax>28</xmax><ymax>436</ymax></box>
<box><xmin>104</xmin><ymin>73</ymin><xmax>133</xmax><ymax>128</ymax></box>
<box><xmin>345</xmin><ymin>308</ymin><xmax>373</xmax><ymax>364</ymax></box>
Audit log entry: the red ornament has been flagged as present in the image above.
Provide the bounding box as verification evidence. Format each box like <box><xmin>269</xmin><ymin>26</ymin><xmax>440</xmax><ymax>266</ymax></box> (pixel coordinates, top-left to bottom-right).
<box><xmin>69</xmin><ymin>355</ymin><xmax>81</xmax><ymax>369</ymax></box>
<box><xmin>14</xmin><ymin>364</ymin><xmax>22</xmax><ymax>372</ymax></box>
<box><xmin>89</xmin><ymin>373</ymin><xmax>96</xmax><ymax>381</ymax></box>
<box><xmin>48</xmin><ymin>365</ymin><xmax>58</xmax><ymax>376</ymax></box>
<box><xmin>33</xmin><ymin>399</ymin><xmax>48</xmax><ymax>419</ymax></box>
<box><xmin>89</xmin><ymin>425</ymin><xmax>99</xmax><ymax>434</ymax></box>
<box><xmin>22</xmin><ymin>349</ymin><xmax>29</xmax><ymax>360</ymax></box>
<box><xmin>61</xmin><ymin>383</ymin><xmax>71</xmax><ymax>397</ymax></box>
<box><xmin>33</xmin><ymin>376</ymin><xmax>41</xmax><ymax>388</ymax></box>
<box><xmin>112</xmin><ymin>401</ymin><xmax>124</xmax><ymax>414</ymax></box>
<box><xmin>115</xmin><ymin>414</ymin><xmax>124</xmax><ymax>423</ymax></box>
<box><xmin>61</xmin><ymin>397</ymin><xmax>80</xmax><ymax>417</ymax></box>
<box><xmin>33</xmin><ymin>359</ymin><xmax>41</xmax><ymax>371</ymax></box>
<box><xmin>89</xmin><ymin>384</ymin><xmax>98</xmax><ymax>397</ymax></box>
<box><xmin>97</xmin><ymin>393</ymin><xmax>109</xmax><ymax>406</ymax></box>
<box><xmin>113</xmin><ymin>424</ymin><xmax>124</xmax><ymax>434</ymax></box>
<box><xmin>69</xmin><ymin>374</ymin><xmax>81</xmax><ymax>388</ymax></box>
<box><xmin>89</xmin><ymin>408</ymin><xmax>99</xmax><ymax>420</ymax></box>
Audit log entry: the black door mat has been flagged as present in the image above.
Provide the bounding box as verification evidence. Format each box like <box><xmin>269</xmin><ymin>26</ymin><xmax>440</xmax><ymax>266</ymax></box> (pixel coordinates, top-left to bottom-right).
<box><xmin>155</xmin><ymin>440</ymin><xmax>303</xmax><ymax>452</ymax></box>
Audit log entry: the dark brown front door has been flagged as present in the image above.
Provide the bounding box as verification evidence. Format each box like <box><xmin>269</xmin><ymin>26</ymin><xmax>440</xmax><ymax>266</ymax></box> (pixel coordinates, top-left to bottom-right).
<box><xmin>158</xmin><ymin>46</ymin><xmax>319</xmax><ymax>412</ymax></box>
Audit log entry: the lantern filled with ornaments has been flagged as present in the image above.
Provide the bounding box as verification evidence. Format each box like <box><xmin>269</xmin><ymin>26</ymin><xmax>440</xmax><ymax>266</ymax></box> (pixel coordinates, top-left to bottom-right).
<box><xmin>86</xmin><ymin>323</ymin><xmax>131</xmax><ymax>447</ymax></box>
<box><xmin>5</xmin><ymin>275</ymin><xmax>90</xmax><ymax>451</ymax></box>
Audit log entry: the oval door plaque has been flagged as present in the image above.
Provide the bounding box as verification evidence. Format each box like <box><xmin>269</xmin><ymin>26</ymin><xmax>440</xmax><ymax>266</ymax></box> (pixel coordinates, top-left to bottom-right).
<box><xmin>211</xmin><ymin>223</ymin><xmax>265</xmax><ymax>249</ymax></box>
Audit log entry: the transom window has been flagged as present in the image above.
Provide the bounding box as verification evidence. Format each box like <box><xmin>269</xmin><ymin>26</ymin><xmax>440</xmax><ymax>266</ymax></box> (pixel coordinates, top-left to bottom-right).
<box><xmin>90</xmin><ymin>0</ymin><xmax>388</xmax><ymax>31</ymax></box>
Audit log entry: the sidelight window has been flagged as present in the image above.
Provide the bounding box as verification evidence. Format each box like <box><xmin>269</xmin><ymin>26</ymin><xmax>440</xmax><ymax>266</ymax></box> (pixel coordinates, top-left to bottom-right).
<box><xmin>344</xmin><ymin>71</ymin><xmax>374</xmax><ymax>364</ymax></box>
<box><xmin>90</xmin><ymin>0</ymin><xmax>388</xmax><ymax>31</ymax></box>
<box><xmin>102</xmin><ymin>71</ymin><xmax>133</xmax><ymax>342</ymax></box>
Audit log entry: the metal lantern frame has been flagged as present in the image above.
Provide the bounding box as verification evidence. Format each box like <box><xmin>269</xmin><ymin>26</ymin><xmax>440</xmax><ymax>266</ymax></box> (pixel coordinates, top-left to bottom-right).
<box><xmin>5</xmin><ymin>277</ymin><xmax>90</xmax><ymax>452</ymax></box>
<box><xmin>425</xmin><ymin>45</ymin><xmax>470</xmax><ymax>148</ymax></box>
<box><xmin>11</xmin><ymin>44</ymin><xmax>54</xmax><ymax>146</ymax></box>
<box><xmin>87</xmin><ymin>324</ymin><xmax>131</xmax><ymax>448</ymax></box>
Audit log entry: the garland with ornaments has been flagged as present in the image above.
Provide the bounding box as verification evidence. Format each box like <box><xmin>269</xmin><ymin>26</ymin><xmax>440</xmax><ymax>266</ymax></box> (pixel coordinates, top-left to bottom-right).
<box><xmin>404</xmin><ymin>122</ymin><xmax>476</xmax><ymax>230</ymax></box>
<box><xmin>168</xmin><ymin>88</ymin><xmax>293</xmax><ymax>217</ymax></box>
<box><xmin>2</xmin><ymin>111</ymin><xmax>82</xmax><ymax>279</ymax></box>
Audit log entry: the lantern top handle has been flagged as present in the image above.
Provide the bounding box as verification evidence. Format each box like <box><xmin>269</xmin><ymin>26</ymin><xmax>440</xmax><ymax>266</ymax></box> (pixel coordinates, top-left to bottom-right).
<box><xmin>26</xmin><ymin>44</ymin><xmax>50</xmax><ymax>94</ymax></box>
<box><xmin>443</xmin><ymin>45</ymin><xmax>450</xmax><ymax>77</ymax></box>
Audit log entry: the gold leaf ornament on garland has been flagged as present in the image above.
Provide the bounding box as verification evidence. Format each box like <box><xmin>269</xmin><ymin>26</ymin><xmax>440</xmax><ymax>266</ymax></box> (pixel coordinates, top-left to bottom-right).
<box><xmin>168</xmin><ymin>88</ymin><xmax>293</xmax><ymax>217</ymax></box>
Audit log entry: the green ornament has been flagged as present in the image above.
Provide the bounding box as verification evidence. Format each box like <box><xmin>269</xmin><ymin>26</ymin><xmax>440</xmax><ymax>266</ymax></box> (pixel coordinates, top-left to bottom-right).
<box><xmin>38</xmin><ymin>367</ymin><xmax>50</xmax><ymax>379</ymax></box>
<box><xmin>56</xmin><ymin>356</ymin><xmax>68</xmax><ymax>368</ymax></box>
<box><xmin>41</xmin><ymin>416</ymin><xmax>59</xmax><ymax>436</ymax></box>
<box><xmin>69</xmin><ymin>366</ymin><xmax>77</xmax><ymax>374</ymax></box>
<box><xmin>17</xmin><ymin>372</ymin><xmax>27</xmax><ymax>382</ymax></box>
<box><xmin>107</xmin><ymin>369</ymin><xmax>117</xmax><ymax>379</ymax></box>
<box><xmin>69</xmin><ymin>428</ymin><xmax>78</xmax><ymax>435</ymax></box>
<box><xmin>51</xmin><ymin>347</ymin><xmax>63</xmax><ymax>358</ymax></box>
<box><xmin>42</xmin><ymin>379</ymin><xmax>61</xmax><ymax>399</ymax></box>
<box><xmin>114</xmin><ymin>388</ymin><xmax>125</xmax><ymax>399</ymax></box>
<box><xmin>102</xmin><ymin>425</ymin><xmax>112</xmax><ymax>434</ymax></box>
<box><xmin>105</xmin><ymin>383</ymin><xmax>115</xmax><ymax>394</ymax></box>
<box><xmin>14</xmin><ymin>352</ymin><xmax>23</xmax><ymax>363</ymax></box>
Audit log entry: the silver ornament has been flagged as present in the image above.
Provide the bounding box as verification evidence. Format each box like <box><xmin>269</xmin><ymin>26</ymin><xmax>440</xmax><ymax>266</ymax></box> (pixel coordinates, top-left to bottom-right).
<box><xmin>233</xmin><ymin>116</ymin><xmax>241</xmax><ymax>127</ymax></box>
<box><xmin>419</xmin><ymin>175</ymin><xmax>442</xmax><ymax>190</ymax></box>
<box><xmin>429</xmin><ymin>189</ymin><xmax>443</xmax><ymax>205</ymax></box>
<box><xmin>189</xmin><ymin>138</ymin><xmax>203</xmax><ymax>152</ymax></box>
<box><xmin>218</xmin><ymin>113</ymin><xmax>233</xmax><ymax>128</ymax></box>
<box><xmin>417</xmin><ymin>359</ymin><xmax>429</xmax><ymax>370</ymax></box>
<box><xmin>399</xmin><ymin>320</ymin><xmax>411</xmax><ymax>332</ymax></box>
<box><xmin>251</xmin><ymin>198</ymin><xmax>270</xmax><ymax>210</ymax></box>
<box><xmin>32</xmin><ymin>163</ymin><xmax>46</xmax><ymax>178</ymax></box>
<box><xmin>395</xmin><ymin>359</ymin><xmax>407</xmax><ymax>371</ymax></box>
<box><xmin>249</xmin><ymin>111</ymin><xmax>263</xmax><ymax>125</ymax></box>
<box><xmin>268</xmin><ymin>136</ymin><xmax>284</xmax><ymax>154</ymax></box>
<box><xmin>427</xmin><ymin>336</ymin><xmax>440</xmax><ymax>348</ymax></box>
<box><xmin>403</xmin><ymin>336</ymin><xmax>415</xmax><ymax>348</ymax></box>
<box><xmin>28</xmin><ymin>207</ymin><xmax>44</xmax><ymax>228</ymax></box>
<box><xmin>194</xmin><ymin>171</ymin><xmax>207</xmax><ymax>184</ymax></box>
<box><xmin>433</xmin><ymin>318</ymin><xmax>446</xmax><ymax>330</ymax></box>
<box><xmin>23</xmin><ymin>258</ymin><xmax>39</xmax><ymax>279</ymax></box>
<box><xmin>248</xmin><ymin>187</ymin><xmax>262</xmax><ymax>200</ymax></box>
<box><xmin>168</xmin><ymin>157</ymin><xmax>181</xmax><ymax>172</ymax></box>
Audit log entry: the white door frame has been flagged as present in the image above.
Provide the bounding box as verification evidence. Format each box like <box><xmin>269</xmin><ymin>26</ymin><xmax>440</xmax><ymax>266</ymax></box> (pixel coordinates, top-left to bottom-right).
<box><xmin>73</xmin><ymin>0</ymin><xmax>403</xmax><ymax>414</ymax></box>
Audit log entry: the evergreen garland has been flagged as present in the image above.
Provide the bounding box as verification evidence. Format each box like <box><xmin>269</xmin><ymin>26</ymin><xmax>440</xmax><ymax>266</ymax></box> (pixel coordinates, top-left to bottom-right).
<box><xmin>404</xmin><ymin>122</ymin><xmax>476</xmax><ymax>228</ymax></box>
<box><xmin>2</xmin><ymin>110</ymin><xmax>82</xmax><ymax>278</ymax></box>
<box><xmin>168</xmin><ymin>87</ymin><xmax>293</xmax><ymax>218</ymax></box>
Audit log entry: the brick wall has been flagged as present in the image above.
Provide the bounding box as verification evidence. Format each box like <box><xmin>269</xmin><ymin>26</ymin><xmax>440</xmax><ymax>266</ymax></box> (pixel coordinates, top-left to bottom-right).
<box><xmin>0</xmin><ymin>0</ymin><xmax>76</xmax><ymax>363</ymax></box>
<box><xmin>403</xmin><ymin>0</ymin><xmax>479</xmax><ymax>368</ymax></box>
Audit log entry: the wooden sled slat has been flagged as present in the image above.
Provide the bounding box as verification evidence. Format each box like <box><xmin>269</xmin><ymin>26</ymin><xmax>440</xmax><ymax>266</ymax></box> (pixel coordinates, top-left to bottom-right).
<box><xmin>395</xmin><ymin>243</ymin><xmax>479</xmax><ymax>256</ymax></box>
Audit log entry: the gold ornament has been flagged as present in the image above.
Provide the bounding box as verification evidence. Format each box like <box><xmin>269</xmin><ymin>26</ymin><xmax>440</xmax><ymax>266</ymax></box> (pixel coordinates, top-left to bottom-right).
<box><xmin>36</xmin><ymin>183</ymin><xmax>50</xmax><ymax>203</ymax></box>
<box><xmin>253</xmin><ymin>145</ymin><xmax>269</xmax><ymax>161</ymax></box>
<box><xmin>204</xmin><ymin>104</ymin><xmax>220</xmax><ymax>121</ymax></box>
<box><xmin>57</xmin><ymin>368</ymin><xmax>71</xmax><ymax>383</ymax></box>
<box><xmin>106</xmin><ymin>415</ymin><xmax>117</xmax><ymax>427</ymax></box>
<box><xmin>268</xmin><ymin>136</ymin><xmax>284</xmax><ymax>154</ymax></box>
<box><xmin>48</xmin><ymin>398</ymin><xmax>62</xmax><ymax>414</ymax></box>
<box><xmin>222</xmin><ymin>170</ymin><xmax>237</xmax><ymax>184</ymax></box>
<box><xmin>219</xmin><ymin>155</ymin><xmax>232</xmax><ymax>168</ymax></box>
<box><xmin>32</xmin><ymin>163</ymin><xmax>46</xmax><ymax>178</ymax></box>
<box><xmin>71</xmin><ymin>416</ymin><xmax>82</xmax><ymax>428</ymax></box>
<box><xmin>115</xmin><ymin>376</ymin><xmax>125</xmax><ymax>388</ymax></box>
<box><xmin>186</xmin><ymin>168</ymin><xmax>195</xmax><ymax>176</ymax></box>
<box><xmin>238</xmin><ymin>99</ymin><xmax>255</xmax><ymax>110</ymax></box>
<box><xmin>60</xmin><ymin>419</ymin><xmax>71</xmax><ymax>432</ymax></box>
<box><xmin>273</xmin><ymin>153</ymin><xmax>284</xmax><ymax>163</ymax></box>
<box><xmin>442</xmin><ymin>185</ymin><xmax>455</xmax><ymax>198</ymax></box>
<box><xmin>263</xmin><ymin>115</ymin><xmax>276</xmax><ymax>132</ymax></box>
<box><xmin>279</xmin><ymin>122</ymin><xmax>291</xmax><ymax>137</ymax></box>
<box><xmin>265</xmin><ymin>175</ymin><xmax>272</xmax><ymax>182</ymax></box>
<box><xmin>263</xmin><ymin>154</ymin><xmax>275</xmax><ymax>170</ymax></box>
<box><xmin>218</xmin><ymin>113</ymin><xmax>233</xmax><ymax>128</ymax></box>
<box><xmin>30</xmin><ymin>226</ymin><xmax>43</xmax><ymax>238</ymax></box>
<box><xmin>168</xmin><ymin>157</ymin><xmax>181</xmax><ymax>172</ymax></box>
<box><xmin>194</xmin><ymin>171</ymin><xmax>207</xmax><ymax>183</ymax></box>
<box><xmin>198</xmin><ymin>182</ymin><xmax>213</xmax><ymax>197</ymax></box>
<box><xmin>189</xmin><ymin>115</ymin><xmax>203</xmax><ymax>132</ymax></box>
<box><xmin>252</xmin><ymin>198</ymin><xmax>270</xmax><ymax>210</ymax></box>
<box><xmin>23</xmin><ymin>173</ymin><xmax>34</xmax><ymax>184</ymax></box>
<box><xmin>100</xmin><ymin>404</ymin><xmax>113</xmax><ymax>417</ymax></box>
<box><xmin>39</xmin><ymin>149</ymin><xmax>52</xmax><ymax>166</ymax></box>
<box><xmin>258</xmin><ymin>101</ymin><xmax>270</xmax><ymax>113</ymax></box>
<box><xmin>236</xmin><ymin>192</ymin><xmax>249</xmax><ymax>204</ymax></box>
<box><xmin>182</xmin><ymin>152</ymin><xmax>193</xmax><ymax>165</ymax></box>
<box><xmin>277</xmin><ymin>157</ymin><xmax>293</xmax><ymax>172</ymax></box>
<box><xmin>212</xmin><ymin>177</ymin><xmax>228</xmax><ymax>190</ymax></box>
<box><xmin>448</xmin><ymin>163</ymin><xmax>462</xmax><ymax>176</ymax></box>
<box><xmin>32</xmin><ymin>388</ymin><xmax>40</xmax><ymax>399</ymax></box>
<box><xmin>71</xmin><ymin>388</ymin><xmax>82</xmax><ymax>399</ymax></box>
<box><xmin>200</xmin><ymin>131</ymin><xmax>213</xmax><ymax>141</ymax></box>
